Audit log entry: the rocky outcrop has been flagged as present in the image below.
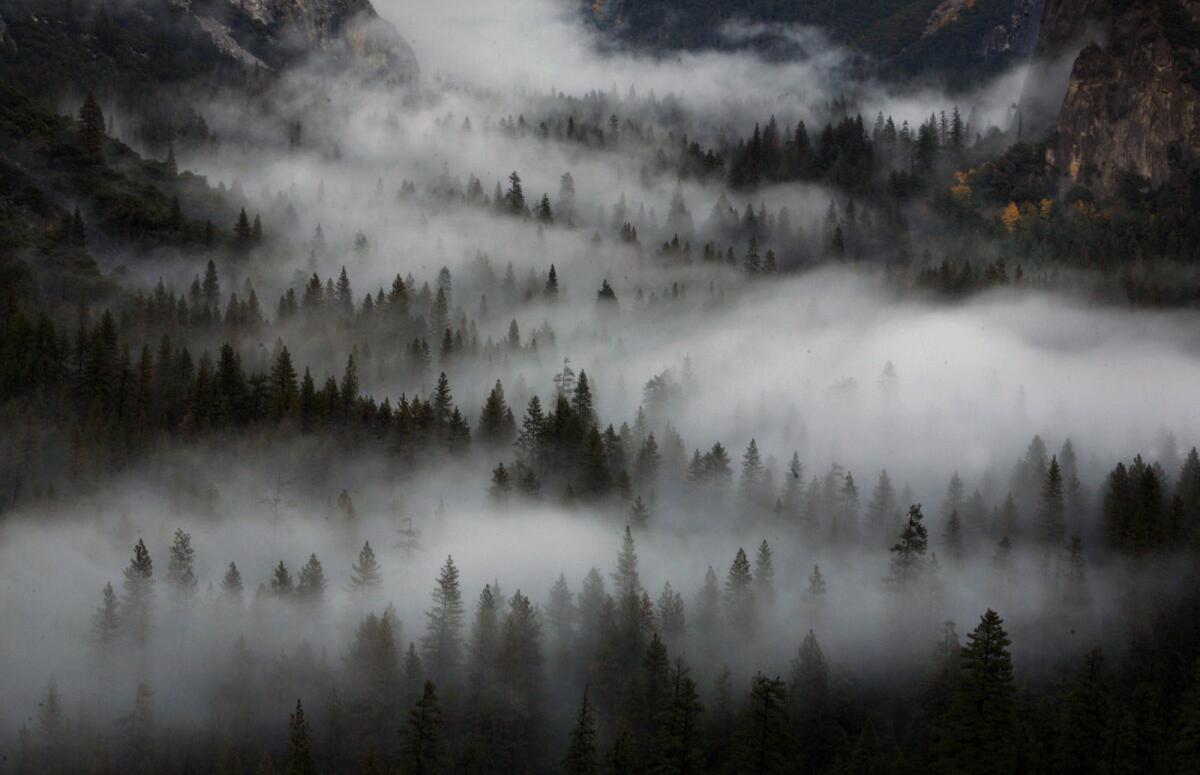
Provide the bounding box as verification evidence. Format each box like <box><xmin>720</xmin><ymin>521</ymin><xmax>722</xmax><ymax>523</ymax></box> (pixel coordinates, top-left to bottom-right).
<box><xmin>224</xmin><ymin>0</ymin><xmax>418</xmax><ymax>77</ymax></box>
<box><xmin>1038</xmin><ymin>0</ymin><xmax>1200</xmax><ymax>193</ymax></box>
<box><xmin>924</xmin><ymin>0</ymin><xmax>1044</xmax><ymax>58</ymax></box>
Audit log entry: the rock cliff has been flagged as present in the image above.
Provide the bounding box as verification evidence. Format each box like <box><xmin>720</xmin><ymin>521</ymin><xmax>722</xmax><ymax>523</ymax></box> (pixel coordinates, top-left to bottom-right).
<box><xmin>1036</xmin><ymin>0</ymin><xmax>1200</xmax><ymax>193</ymax></box>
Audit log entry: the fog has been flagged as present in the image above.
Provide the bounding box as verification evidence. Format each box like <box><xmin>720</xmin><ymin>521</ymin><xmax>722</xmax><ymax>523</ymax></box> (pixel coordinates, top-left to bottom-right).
<box><xmin>2</xmin><ymin>1</ymin><xmax>1197</xmax><ymax>770</ymax></box>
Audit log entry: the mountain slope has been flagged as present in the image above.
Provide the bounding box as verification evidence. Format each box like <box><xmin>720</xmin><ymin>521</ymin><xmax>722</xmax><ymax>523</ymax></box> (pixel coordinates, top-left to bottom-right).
<box><xmin>581</xmin><ymin>0</ymin><xmax>1044</xmax><ymax>87</ymax></box>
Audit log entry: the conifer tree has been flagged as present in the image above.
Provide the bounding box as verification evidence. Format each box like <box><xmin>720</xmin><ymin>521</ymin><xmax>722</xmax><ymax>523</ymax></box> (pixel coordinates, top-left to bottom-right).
<box><xmin>792</xmin><ymin>630</ymin><xmax>834</xmax><ymax>772</ymax></box>
<box><xmin>563</xmin><ymin>688</ymin><xmax>598</xmax><ymax>775</ymax></box>
<box><xmin>724</xmin><ymin>548</ymin><xmax>755</xmax><ymax>631</ymax></box>
<box><xmin>222</xmin><ymin>562</ymin><xmax>244</xmax><ymax>598</ymax></box>
<box><xmin>92</xmin><ymin>581</ymin><xmax>121</xmax><ymax>646</ymax></box>
<box><xmin>505</xmin><ymin>171</ymin><xmax>526</xmax><ymax>215</ymax></box>
<box><xmin>636</xmin><ymin>433</ymin><xmax>662</xmax><ymax>487</ymax></box>
<box><xmin>888</xmin><ymin>504</ymin><xmax>929</xmax><ymax>589</ymax></box>
<box><xmin>732</xmin><ymin>672</ymin><xmax>790</xmax><ymax>773</ymax></box>
<box><xmin>658</xmin><ymin>660</ymin><xmax>705</xmax><ymax>774</ymax></box>
<box><xmin>423</xmin><ymin>556</ymin><xmax>465</xmax><ymax>679</ymax></box>
<box><xmin>943</xmin><ymin>510</ymin><xmax>964</xmax><ymax>562</ymax></box>
<box><xmin>1058</xmin><ymin>647</ymin><xmax>1108</xmax><ymax>774</ymax></box>
<box><xmin>478</xmin><ymin>380</ymin><xmax>514</xmax><ymax>444</ymax></box>
<box><xmin>296</xmin><ymin>554</ymin><xmax>326</xmax><ymax>602</ymax></box>
<box><xmin>271</xmin><ymin>561</ymin><xmax>294</xmax><ymax>596</ymax></box>
<box><xmin>804</xmin><ymin>564</ymin><xmax>827</xmax><ymax>604</ymax></box>
<box><xmin>629</xmin><ymin>495</ymin><xmax>651</xmax><ymax>529</ymax></box>
<box><xmin>695</xmin><ymin>566</ymin><xmax>720</xmax><ymax>635</ymax></box>
<box><xmin>122</xmin><ymin>539</ymin><xmax>154</xmax><ymax>645</ymax></box>
<box><xmin>657</xmin><ymin>582</ymin><xmax>686</xmax><ymax>643</ymax></box>
<box><xmin>233</xmin><ymin>210</ymin><xmax>253</xmax><ymax>254</ymax></box>
<box><xmin>286</xmin><ymin>700</ymin><xmax>315</xmax><ymax>775</ymax></box>
<box><xmin>754</xmin><ymin>540</ymin><xmax>775</xmax><ymax>607</ymax></box>
<box><xmin>942</xmin><ymin>610</ymin><xmax>1016</xmax><ymax>773</ymax></box>
<box><xmin>490</xmin><ymin>462</ymin><xmax>512</xmax><ymax>502</ymax></box>
<box><xmin>613</xmin><ymin>526</ymin><xmax>641</xmax><ymax>601</ymax></box>
<box><xmin>350</xmin><ymin>541</ymin><xmax>382</xmax><ymax>589</ymax></box>
<box><xmin>402</xmin><ymin>681</ymin><xmax>443</xmax><ymax>775</ymax></box>
<box><xmin>1039</xmin><ymin>456</ymin><xmax>1066</xmax><ymax>545</ymax></box>
<box><xmin>78</xmin><ymin>93</ymin><xmax>105</xmax><ymax>156</ymax></box>
<box><xmin>740</xmin><ymin>439</ymin><xmax>764</xmax><ymax>504</ymax></box>
<box><xmin>166</xmin><ymin>528</ymin><xmax>197</xmax><ymax>601</ymax></box>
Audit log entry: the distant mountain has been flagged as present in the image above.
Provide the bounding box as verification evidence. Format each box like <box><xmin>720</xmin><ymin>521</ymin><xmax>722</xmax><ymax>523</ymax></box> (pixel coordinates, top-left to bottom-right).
<box><xmin>0</xmin><ymin>0</ymin><xmax>418</xmax><ymax>94</ymax></box>
<box><xmin>580</xmin><ymin>0</ymin><xmax>1044</xmax><ymax>88</ymax></box>
<box><xmin>0</xmin><ymin>0</ymin><xmax>419</xmax><ymax>300</ymax></box>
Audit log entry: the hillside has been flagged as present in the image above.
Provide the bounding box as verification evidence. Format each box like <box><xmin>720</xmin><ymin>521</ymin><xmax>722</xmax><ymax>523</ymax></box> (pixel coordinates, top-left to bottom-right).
<box><xmin>581</xmin><ymin>0</ymin><xmax>1044</xmax><ymax>88</ymax></box>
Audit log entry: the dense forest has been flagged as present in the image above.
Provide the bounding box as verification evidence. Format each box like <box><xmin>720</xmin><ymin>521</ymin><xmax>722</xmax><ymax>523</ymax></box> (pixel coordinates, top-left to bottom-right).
<box><xmin>2</xmin><ymin>1</ymin><xmax>1200</xmax><ymax>774</ymax></box>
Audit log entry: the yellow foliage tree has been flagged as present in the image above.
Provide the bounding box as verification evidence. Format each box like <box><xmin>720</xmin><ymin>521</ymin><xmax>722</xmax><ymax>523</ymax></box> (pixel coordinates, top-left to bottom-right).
<box><xmin>950</xmin><ymin>170</ymin><xmax>975</xmax><ymax>206</ymax></box>
<box><xmin>1039</xmin><ymin>199</ymin><xmax>1054</xmax><ymax>219</ymax></box>
<box><xmin>1001</xmin><ymin>202</ymin><xmax>1021</xmax><ymax>233</ymax></box>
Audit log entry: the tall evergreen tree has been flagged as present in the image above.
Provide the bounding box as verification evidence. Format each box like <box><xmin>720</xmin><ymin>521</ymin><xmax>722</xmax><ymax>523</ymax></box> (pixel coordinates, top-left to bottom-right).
<box><xmin>122</xmin><ymin>539</ymin><xmax>154</xmax><ymax>645</ymax></box>
<box><xmin>165</xmin><ymin>529</ymin><xmax>197</xmax><ymax>601</ymax></box>
<box><xmin>1038</xmin><ymin>456</ymin><xmax>1066</xmax><ymax>546</ymax></box>
<box><xmin>942</xmin><ymin>610</ymin><xmax>1016</xmax><ymax>774</ymax></box>
<box><xmin>423</xmin><ymin>556</ymin><xmax>465</xmax><ymax>680</ymax></box>
<box><xmin>402</xmin><ymin>681</ymin><xmax>443</xmax><ymax>775</ymax></box>
<box><xmin>724</xmin><ymin>548</ymin><xmax>755</xmax><ymax>632</ymax></box>
<box><xmin>286</xmin><ymin>700</ymin><xmax>315</xmax><ymax>775</ymax></box>
<box><xmin>350</xmin><ymin>541</ymin><xmax>382</xmax><ymax>589</ymax></box>
<box><xmin>732</xmin><ymin>672</ymin><xmax>790</xmax><ymax>773</ymax></box>
<box><xmin>563</xmin><ymin>688</ymin><xmax>598</xmax><ymax>775</ymax></box>
<box><xmin>78</xmin><ymin>93</ymin><xmax>105</xmax><ymax>156</ymax></box>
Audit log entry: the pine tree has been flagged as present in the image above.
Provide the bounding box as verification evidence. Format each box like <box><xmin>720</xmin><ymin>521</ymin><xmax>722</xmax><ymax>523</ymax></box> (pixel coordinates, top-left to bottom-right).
<box><xmin>271</xmin><ymin>561</ymin><xmax>294</xmax><ymax>596</ymax></box>
<box><xmin>270</xmin><ymin>347</ymin><xmax>298</xmax><ymax>418</ymax></box>
<box><xmin>658</xmin><ymin>660</ymin><xmax>706</xmax><ymax>774</ymax></box>
<box><xmin>350</xmin><ymin>541</ymin><xmax>382</xmax><ymax>589</ymax></box>
<box><xmin>888</xmin><ymin>504</ymin><xmax>928</xmax><ymax>588</ymax></box>
<box><xmin>402</xmin><ymin>681</ymin><xmax>443</xmax><ymax>774</ymax></box>
<box><xmin>563</xmin><ymin>689</ymin><xmax>598</xmax><ymax>775</ymax></box>
<box><xmin>286</xmin><ymin>700</ymin><xmax>315</xmax><ymax>775</ymax></box>
<box><xmin>629</xmin><ymin>495</ymin><xmax>651</xmax><ymax>529</ymax></box>
<box><xmin>91</xmin><ymin>581</ymin><xmax>121</xmax><ymax>646</ymax></box>
<box><xmin>732</xmin><ymin>672</ymin><xmax>790</xmax><ymax>773</ymax></box>
<box><xmin>804</xmin><ymin>564</ymin><xmax>827</xmax><ymax>604</ymax></box>
<box><xmin>754</xmin><ymin>540</ymin><xmax>775</xmax><ymax>607</ymax></box>
<box><xmin>724</xmin><ymin>548</ymin><xmax>755</xmax><ymax>631</ymax></box>
<box><xmin>791</xmin><ymin>630</ymin><xmax>834</xmax><ymax>772</ymax></box>
<box><xmin>222</xmin><ymin>562</ymin><xmax>244</xmax><ymax>598</ymax></box>
<box><xmin>478</xmin><ymin>380</ymin><xmax>514</xmax><ymax>444</ymax></box>
<box><xmin>613</xmin><ymin>525</ymin><xmax>641</xmax><ymax>601</ymax></box>
<box><xmin>943</xmin><ymin>510</ymin><xmax>964</xmax><ymax>562</ymax></box>
<box><xmin>166</xmin><ymin>528</ymin><xmax>197</xmax><ymax>601</ymax></box>
<box><xmin>233</xmin><ymin>210</ymin><xmax>253</xmax><ymax>254</ymax></box>
<box><xmin>505</xmin><ymin>171</ymin><xmax>526</xmax><ymax>214</ymax></box>
<box><xmin>423</xmin><ymin>556</ymin><xmax>465</xmax><ymax>679</ymax></box>
<box><xmin>296</xmin><ymin>554</ymin><xmax>326</xmax><ymax>602</ymax></box>
<box><xmin>1058</xmin><ymin>648</ymin><xmax>1108</xmax><ymax>774</ymax></box>
<box><xmin>1039</xmin><ymin>456</ymin><xmax>1066</xmax><ymax>545</ymax></box>
<box><xmin>122</xmin><ymin>539</ymin><xmax>154</xmax><ymax>645</ymax></box>
<box><xmin>490</xmin><ymin>462</ymin><xmax>512</xmax><ymax>502</ymax></box>
<box><xmin>739</xmin><ymin>439</ymin><xmax>765</xmax><ymax>504</ymax></box>
<box><xmin>942</xmin><ymin>610</ymin><xmax>1016</xmax><ymax>773</ymax></box>
<box><xmin>78</xmin><ymin>93</ymin><xmax>106</xmax><ymax>156</ymax></box>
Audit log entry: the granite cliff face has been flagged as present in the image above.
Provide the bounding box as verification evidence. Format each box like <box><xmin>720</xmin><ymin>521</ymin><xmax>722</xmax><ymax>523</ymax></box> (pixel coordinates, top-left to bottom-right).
<box><xmin>1037</xmin><ymin>0</ymin><xmax>1200</xmax><ymax>193</ymax></box>
<box><xmin>226</xmin><ymin>0</ymin><xmax>417</xmax><ymax>75</ymax></box>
